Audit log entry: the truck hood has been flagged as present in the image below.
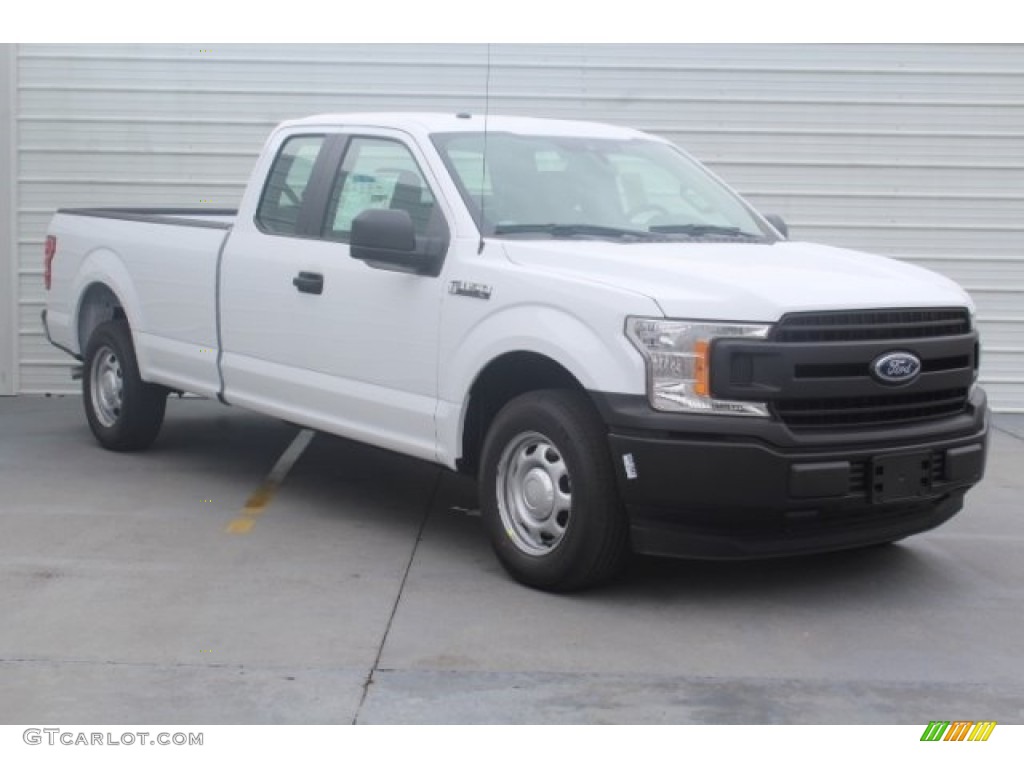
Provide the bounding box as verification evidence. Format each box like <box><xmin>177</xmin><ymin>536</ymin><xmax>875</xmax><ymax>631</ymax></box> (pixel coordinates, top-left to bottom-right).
<box><xmin>500</xmin><ymin>239</ymin><xmax>973</xmax><ymax>321</ymax></box>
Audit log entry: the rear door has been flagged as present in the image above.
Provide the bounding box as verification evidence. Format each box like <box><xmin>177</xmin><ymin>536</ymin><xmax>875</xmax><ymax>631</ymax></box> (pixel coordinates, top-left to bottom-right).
<box><xmin>219</xmin><ymin>128</ymin><xmax>451</xmax><ymax>462</ymax></box>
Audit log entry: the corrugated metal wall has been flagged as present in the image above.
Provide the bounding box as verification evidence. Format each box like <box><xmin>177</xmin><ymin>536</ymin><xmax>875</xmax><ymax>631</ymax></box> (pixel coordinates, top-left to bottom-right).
<box><xmin>10</xmin><ymin>43</ymin><xmax>1024</xmax><ymax>410</ymax></box>
<box><xmin>1</xmin><ymin>46</ymin><xmax>15</xmax><ymax>395</ymax></box>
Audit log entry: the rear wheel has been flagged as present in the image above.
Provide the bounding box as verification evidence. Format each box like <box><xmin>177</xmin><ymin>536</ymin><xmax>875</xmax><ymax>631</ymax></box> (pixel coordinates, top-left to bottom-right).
<box><xmin>479</xmin><ymin>389</ymin><xmax>629</xmax><ymax>591</ymax></box>
<box><xmin>82</xmin><ymin>320</ymin><xmax>167</xmax><ymax>451</ymax></box>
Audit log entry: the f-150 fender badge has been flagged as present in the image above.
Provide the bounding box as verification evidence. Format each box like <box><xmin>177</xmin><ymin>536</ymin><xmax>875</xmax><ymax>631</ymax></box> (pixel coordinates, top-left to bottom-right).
<box><xmin>871</xmin><ymin>351</ymin><xmax>922</xmax><ymax>385</ymax></box>
<box><xmin>449</xmin><ymin>280</ymin><xmax>493</xmax><ymax>300</ymax></box>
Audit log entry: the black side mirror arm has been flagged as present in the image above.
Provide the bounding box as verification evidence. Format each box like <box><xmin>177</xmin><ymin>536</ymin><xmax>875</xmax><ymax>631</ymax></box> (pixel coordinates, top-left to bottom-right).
<box><xmin>764</xmin><ymin>214</ymin><xmax>789</xmax><ymax>239</ymax></box>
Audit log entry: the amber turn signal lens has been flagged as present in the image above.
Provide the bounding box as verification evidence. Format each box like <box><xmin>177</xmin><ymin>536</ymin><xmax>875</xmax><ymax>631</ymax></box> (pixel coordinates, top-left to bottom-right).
<box><xmin>694</xmin><ymin>339</ymin><xmax>710</xmax><ymax>396</ymax></box>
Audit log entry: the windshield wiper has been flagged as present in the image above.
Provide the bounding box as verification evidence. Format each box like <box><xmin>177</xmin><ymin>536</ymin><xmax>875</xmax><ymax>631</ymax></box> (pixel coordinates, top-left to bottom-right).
<box><xmin>649</xmin><ymin>224</ymin><xmax>764</xmax><ymax>240</ymax></box>
<box><xmin>493</xmin><ymin>223</ymin><xmax>668</xmax><ymax>242</ymax></box>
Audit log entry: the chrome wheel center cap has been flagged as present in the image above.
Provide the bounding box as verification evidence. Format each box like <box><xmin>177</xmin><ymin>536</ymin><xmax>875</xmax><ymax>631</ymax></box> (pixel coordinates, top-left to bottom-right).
<box><xmin>102</xmin><ymin>370</ymin><xmax>119</xmax><ymax>397</ymax></box>
<box><xmin>523</xmin><ymin>469</ymin><xmax>555</xmax><ymax>520</ymax></box>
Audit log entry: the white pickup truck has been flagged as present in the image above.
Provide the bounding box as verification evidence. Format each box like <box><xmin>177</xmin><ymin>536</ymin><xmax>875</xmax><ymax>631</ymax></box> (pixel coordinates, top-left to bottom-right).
<box><xmin>43</xmin><ymin>112</ymin><xmax>989</xmax><ymax>590</ymax></box>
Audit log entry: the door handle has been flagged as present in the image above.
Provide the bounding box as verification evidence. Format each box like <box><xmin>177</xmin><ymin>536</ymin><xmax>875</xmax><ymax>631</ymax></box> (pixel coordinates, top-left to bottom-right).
<box><xmin>292</xmin><ymin>271</ymin><xmax>324</xmax><ymax>295</ymax></box>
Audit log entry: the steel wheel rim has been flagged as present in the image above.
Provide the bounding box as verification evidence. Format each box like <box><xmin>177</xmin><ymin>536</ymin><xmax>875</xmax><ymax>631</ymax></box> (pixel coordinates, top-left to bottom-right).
<box><xmin>495</xmin><ymin>431</ymin><xmax>572</xmax><ymax>555</ymax></box>
<box><xmin>90</xmin><ymin>344</ymin><xmax>124</xmax><ymax>428</ymax></box>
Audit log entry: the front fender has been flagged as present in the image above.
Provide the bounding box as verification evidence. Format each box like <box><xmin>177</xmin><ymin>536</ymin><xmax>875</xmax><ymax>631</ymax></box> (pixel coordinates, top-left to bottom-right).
<box><xmin>435</xmin><ymin>302</ymin><xmax>650</xmax><ymax>467</ymax></box>
<box><xmin>442</xmin><ymin>304</ymin><xmax>644</xmax><ymax>401</ymax></box>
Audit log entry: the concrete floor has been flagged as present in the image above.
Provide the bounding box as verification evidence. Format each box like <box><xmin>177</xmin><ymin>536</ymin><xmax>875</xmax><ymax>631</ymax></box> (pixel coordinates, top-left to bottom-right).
<box><xmin>1</xmin><ymin>395</ymin><xmax>1022</xmax><ymax>724</ymax></box>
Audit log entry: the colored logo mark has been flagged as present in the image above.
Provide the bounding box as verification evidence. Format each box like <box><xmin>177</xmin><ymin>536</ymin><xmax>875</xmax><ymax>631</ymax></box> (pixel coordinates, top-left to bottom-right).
<box><xmin>871</xmin><ymin>350</ymin><xmax>922</xmax><ymax>385</ymax></box>
<box><xmin>920</xmin><ymin>721</ymin><xmax>996</xmax><ymax>742</ymax></box>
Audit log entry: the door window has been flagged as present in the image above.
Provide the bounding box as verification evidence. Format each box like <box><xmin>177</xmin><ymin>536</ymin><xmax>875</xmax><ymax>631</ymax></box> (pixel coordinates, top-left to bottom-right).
<box><xmin>323</xmin><ymin>137</ymin><xmax>437</xmax><ymax>241</ymax></box>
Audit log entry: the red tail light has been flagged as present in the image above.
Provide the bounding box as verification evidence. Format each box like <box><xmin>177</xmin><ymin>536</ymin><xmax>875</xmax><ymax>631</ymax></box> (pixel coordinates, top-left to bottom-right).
<box><xmin>44</xmin><ymin>236</ymin><xmax>56</xmax><ymax>290</ymax></box>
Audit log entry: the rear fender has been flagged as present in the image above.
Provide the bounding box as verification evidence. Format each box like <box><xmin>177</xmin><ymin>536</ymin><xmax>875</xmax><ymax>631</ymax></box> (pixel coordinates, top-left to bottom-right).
<box><xmin>70</xmin><ymin>248</ymin><xmax>144</xmax><ymax>355</ymax></box>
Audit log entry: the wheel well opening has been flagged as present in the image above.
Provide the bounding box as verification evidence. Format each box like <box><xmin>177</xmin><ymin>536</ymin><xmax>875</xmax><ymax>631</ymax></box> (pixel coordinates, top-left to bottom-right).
<box><xmin>78</xmin><ymin>283</ymin><xmax>126</xmax><ymax>353</ymax></box>
<box><xmin>459</xmin><ymin>352</ymin><xmax>584</xmax><ymax>476</ymax></box>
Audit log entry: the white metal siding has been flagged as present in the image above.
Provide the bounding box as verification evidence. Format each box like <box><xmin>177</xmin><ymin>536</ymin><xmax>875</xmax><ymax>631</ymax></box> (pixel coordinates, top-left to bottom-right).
<box><xmin>12</xmin><ymin>44</ymin><xmax>1024</xmax><ymax>410</ymax></box>
<box><xmin>1</xmin><ymin>46</ymin><xmax>15</xmax><ymax>395</ymax></box>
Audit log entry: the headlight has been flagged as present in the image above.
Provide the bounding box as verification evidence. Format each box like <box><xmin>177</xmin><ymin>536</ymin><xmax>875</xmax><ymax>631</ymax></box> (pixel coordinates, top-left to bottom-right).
<box><xmin>626</xmin><ymin>317</ymin><xmax>772</xmax><ymax>416</ymax></box>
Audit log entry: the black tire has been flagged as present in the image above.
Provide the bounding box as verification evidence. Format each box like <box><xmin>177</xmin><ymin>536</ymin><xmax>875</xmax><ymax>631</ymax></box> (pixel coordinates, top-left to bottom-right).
<box><xmin>479</xmin><ymin>389</ymin><xmax>630</xmax><ymax>591</ymax></box>
<box><xmin>82</xmin><ymin>320</ymin><xmax>167</xmax><ymax>451</ymax></box>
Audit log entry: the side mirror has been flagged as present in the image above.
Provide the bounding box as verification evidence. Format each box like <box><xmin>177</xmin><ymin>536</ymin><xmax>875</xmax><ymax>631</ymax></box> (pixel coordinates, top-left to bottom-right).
<box><xmin>764</xmin><ymin>214</ymin><xmax>789</xmax><ymax>239</ymax></box>
<box><xmin>351</xmin><ymin>208</ymin><xmax>415</xmax><ymax>254</ymax></box>
<box><xmin>350</xmin><ymin>209</ymin><xmax>439</xmax><ymax>275</ymax></box>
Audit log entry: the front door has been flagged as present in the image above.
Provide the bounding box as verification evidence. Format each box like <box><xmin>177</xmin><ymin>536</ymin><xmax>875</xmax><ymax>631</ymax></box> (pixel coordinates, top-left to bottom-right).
<box><xmin>220</xmin><ymin>129</ymin><xmax>451</xmax><ymax>462</ymax></box>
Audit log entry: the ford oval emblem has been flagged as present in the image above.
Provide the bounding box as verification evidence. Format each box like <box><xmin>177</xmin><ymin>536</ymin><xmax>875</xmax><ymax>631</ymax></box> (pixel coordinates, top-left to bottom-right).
<box><xmin>871</xmin><ymin>351</ymin><xmax>922</xmax><ymax>385</ymax></box>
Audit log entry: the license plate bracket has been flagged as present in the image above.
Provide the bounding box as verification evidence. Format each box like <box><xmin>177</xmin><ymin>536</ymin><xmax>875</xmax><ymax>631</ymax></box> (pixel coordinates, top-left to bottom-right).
<box><xmin>871</xmin><ymin>452</ymin><xmax>932</xmax><ymax>503</ymax></box>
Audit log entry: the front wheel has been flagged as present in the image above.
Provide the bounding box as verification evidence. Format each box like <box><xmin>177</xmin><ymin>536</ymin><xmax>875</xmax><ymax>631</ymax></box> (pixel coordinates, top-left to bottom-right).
<box><xmin>479</xmin><ymin>389</ymin><xmax>629</xmax><ymax>591</ymax></box>
<box><xmin>82</xmin><ymin>320</ymin><xmax>167</xmax><ymax>451</ymax></box>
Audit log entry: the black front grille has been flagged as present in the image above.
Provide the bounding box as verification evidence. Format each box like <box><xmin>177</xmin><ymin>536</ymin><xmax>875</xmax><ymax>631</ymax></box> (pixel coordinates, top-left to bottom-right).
<box><xmin>774</xmin><ymin>388</ymin><xmax>969</xmax><ymax>430</ymax></box>
<box><xmin>756</xmin><ymin>307</ymin><xmax>976</xmax><ymax>430</ymax></box>
<box><xmin>774</xmin><ymin>308</ymin><xmax>971</xmax><ymax>343</ymax></box>
<box><xmin>793</xmin><ymin>355</ymin><xmax>970</xmax><ymax>380</ymax></box>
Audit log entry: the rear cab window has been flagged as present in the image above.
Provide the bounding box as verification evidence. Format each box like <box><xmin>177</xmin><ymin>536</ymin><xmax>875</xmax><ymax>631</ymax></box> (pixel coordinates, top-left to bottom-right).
<box><xmin>256</xmin><ymin>135</ymin><xmax>326</xmax><ymax>236</ymax></box>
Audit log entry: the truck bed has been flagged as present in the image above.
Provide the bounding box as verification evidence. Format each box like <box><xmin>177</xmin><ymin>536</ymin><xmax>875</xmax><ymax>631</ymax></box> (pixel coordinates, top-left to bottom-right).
<box><xmin>45</xmin><ymin>207</ymin><xmax>239</xmax><ymax>400</ymax></box>
<box><xmin>57</xmin><ymin>207</ymin><xmax>237</xmax><ymax>230</ymax></box>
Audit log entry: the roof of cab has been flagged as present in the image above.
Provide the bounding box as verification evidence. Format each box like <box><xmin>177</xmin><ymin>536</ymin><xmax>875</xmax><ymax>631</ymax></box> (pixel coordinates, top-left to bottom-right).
<box><xmin>276</xmin><ymin>112</ymin><xmax>652</xmax><ymax>140</ymax></box>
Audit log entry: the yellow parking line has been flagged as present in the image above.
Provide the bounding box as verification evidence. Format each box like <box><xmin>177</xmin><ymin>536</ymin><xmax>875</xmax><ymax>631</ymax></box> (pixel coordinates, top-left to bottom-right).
<box><xmin>224</xmin><ymin>429</ymin><xmax>315</xmax><ymax>534</ymax></box>
<box><xmin>243</xmin><ymin>486</ymin><xmax>275</xmax><ymax>514</ymax></box>
<box><xmin>225</xmin><ymin>518</ymin><xmax>256</xmax><ymax>534</ymax></box>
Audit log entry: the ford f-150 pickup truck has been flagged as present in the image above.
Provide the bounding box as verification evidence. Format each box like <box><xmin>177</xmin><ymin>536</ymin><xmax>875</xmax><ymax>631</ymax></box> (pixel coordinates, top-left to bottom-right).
<box><xmin>42</xmin><ymin>112</ymin><xmax>988</xmax><ymax>591</ymax></box>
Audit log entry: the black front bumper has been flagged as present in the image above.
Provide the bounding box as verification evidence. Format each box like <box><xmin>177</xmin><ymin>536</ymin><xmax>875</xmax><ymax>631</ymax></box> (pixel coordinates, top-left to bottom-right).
<box><xmin>590</xmin><ymin>389</ymin><xmax>989</xmax><ymax>559</ymax></box>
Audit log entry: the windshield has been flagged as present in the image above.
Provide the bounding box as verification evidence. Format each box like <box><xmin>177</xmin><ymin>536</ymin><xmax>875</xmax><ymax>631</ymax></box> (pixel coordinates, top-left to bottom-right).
<box><xmin>431</xmin><ymin>132</ymin><xmax>773</xmax><ymax>243</ymax></box>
